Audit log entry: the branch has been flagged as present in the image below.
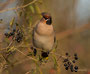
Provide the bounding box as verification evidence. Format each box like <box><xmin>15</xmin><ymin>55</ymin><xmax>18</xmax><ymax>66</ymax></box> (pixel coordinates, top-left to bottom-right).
<box><xmin>16</xmin><ymin>49</ymin><xmax>38</xmax><ymax>62</ymax></box>
<box><xmin>56</xmin><ymin>24</ymin><xmax>90</xmax><ymax>40</ymax></box>
<box><xmin>0</xmin><ymin>0</ymin><xmax>37</xmax><ymax>13</ymax></box>
<box><xmin>0</xmin><ymin>0</ymin><xmax>15</xmax><ymax>11</ymax></box>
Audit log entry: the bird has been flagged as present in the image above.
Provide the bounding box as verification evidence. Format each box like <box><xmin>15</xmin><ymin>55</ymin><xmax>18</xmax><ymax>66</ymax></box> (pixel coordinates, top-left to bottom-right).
<box><xmin>32</xmin><ymin>12</ymin><xmax>56</xmax><ymax>52</ymax></box>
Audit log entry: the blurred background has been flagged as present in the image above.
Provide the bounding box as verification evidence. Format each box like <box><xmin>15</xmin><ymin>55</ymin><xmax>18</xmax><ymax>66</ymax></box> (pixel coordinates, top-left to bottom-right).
<box><xmin>0</xmin><ymin>0</ymin><xmax>90</xmax><ymax>74</ymax></box>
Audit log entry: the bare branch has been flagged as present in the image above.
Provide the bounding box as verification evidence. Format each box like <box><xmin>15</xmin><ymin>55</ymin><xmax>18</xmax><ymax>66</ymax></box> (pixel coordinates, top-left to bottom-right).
<box><xmin>0</xmin><ymin>0</ymin><xmax>37</xmax><ymax>13</ymax></box>
<box><xmin>0</xmin><ymin>0</ymin><xmax>15</xmax><ymax>11</ymax></box>
<box><xmin>16</xmin><ymin>49</ymin><xmax>38</xmax><ymax>62</ymax></box>
<box><xmin>56</xmin><ymin>24</ymin><xmax>90</xmax><ymax>40</ymax></box>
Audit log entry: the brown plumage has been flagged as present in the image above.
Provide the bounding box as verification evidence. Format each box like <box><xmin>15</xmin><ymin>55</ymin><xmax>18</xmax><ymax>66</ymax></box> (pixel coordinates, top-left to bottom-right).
<box><xmin>32</xmin><ymin>12</ymin><xmax>55</xmax><ymax>52</ymax></box>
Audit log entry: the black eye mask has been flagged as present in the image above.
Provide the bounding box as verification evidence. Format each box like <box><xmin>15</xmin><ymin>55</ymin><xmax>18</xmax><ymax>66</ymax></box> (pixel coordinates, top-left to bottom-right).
<box><xmin>46</xmin><ymin>18</ymin><xmax>52</xmax><ymax>25</ymax></box>
<box><xmin>43</xmin><ymin>16</ymin><xmax>52</xmax><ymax>25</ymax></box>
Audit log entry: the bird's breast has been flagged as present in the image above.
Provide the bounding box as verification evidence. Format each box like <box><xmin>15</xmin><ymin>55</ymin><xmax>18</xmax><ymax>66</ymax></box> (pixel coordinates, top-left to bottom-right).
<box><xmin>36</xmin><ymin>22</ymin><xmax>54</xmax><ymax>36</ymax></box>
<box><xmin>33</xmin><ymin>31</ymin><xmax>55</xmax><ymax>50</ymax></box>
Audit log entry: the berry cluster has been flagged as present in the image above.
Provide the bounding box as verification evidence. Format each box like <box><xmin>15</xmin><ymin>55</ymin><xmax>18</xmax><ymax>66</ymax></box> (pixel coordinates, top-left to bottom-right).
<box><xmin>63</xmin><ymin>53</ymin><xmax>78</xmax><ymax>72</ymax></box>
<box><xmin>15</xmin><ymin>30</ymin><xmax>23</xmax><ymax>43</ymax></box>
<box><xmin>4</xmin><ymin>29</ymin><xmax>23</xmax><ymax>43</ymax></box>
<box><xmin>4</xmin><ymin>29</ymin><xmax>15</xmax><ymax>38</ymax></box>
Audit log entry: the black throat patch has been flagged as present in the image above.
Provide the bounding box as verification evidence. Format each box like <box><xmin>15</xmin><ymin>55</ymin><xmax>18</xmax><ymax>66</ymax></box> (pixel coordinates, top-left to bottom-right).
<box><xmin>46</xmin><ymin>18</ymin><xmax>52</xmax><ymax>25</ymax></box>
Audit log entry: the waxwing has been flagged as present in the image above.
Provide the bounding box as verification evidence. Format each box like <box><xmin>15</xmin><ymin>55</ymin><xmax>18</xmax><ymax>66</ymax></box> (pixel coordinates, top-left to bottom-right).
<box><xmin>32</xmin><ymin>12</ymin><xmax>56</xmax><ymax>52</ymax></box>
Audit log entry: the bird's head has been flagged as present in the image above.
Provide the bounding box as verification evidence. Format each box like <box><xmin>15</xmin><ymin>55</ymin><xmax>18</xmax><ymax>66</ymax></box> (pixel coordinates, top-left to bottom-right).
<box><xmin>41</xmin><ymin>12</ymin><xmax>52</xmax><ymax>25</ymax></box>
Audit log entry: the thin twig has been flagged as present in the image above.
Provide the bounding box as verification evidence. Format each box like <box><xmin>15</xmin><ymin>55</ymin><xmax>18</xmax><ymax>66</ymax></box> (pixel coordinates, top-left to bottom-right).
<box><xmin>16</xmin><ymin>49</ymin><xmax>38</xmax><ymax>62</ymax></box>
<box><xmin>0</xmin><ymin>0</ymin><xmax>37</xmax><ymax>13</ymax></box>
<box><xmin>0</xmin><ymin>36</ymin><xmax>15</xmax><ymax>52</ymax></box>
<box><xmin>56</xmin><ymin>24</ymin><xmax>90</xmax><ymax>40</ymax></box>
<box><xmin>0</xmin><ymin>0</ymin><xmax>15</xmax><ymax>11</ymax></box>
<box><xmin>25</xmin><ymin>70</ymin><xmax>31</xmax><ymax>74</ymax></box>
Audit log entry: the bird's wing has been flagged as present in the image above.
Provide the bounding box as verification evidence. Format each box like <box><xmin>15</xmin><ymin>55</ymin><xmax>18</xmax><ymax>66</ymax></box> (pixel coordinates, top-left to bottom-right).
<box><xmin>54</xmin><ymin>35</ymin><xmax>56</xmax><ymax>43</ymax></box>
<box><xmin>32</xmin><ymin>27</ymin><xmax>35</xmax><ymax>44</ymax></box>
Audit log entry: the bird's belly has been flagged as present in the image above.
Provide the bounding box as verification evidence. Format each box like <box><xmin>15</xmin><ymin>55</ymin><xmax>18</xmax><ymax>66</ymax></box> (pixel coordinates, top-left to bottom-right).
<box><xmin>33</xmin><ymin>33</ymin><xmax>54</xmax><ymax>50</ymax></box>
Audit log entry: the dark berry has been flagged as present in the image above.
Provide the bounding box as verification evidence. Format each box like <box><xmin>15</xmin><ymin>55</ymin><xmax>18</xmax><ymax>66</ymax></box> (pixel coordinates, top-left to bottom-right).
<box><xmin>72</xmin><ymin>60</ymin><xmax>75</xmax><ymax>63</ymax></box>
<box><xmin>15</xmin><ymin>36</ymin><xmax>22</xmax><ymax>43</ymax></box>
<box><xmin>67</xmin><ymin>61</ymin><xmax>71</xmax><ymax>66</ymax></box>
<box><xmin>65</xmin><ymin>53</ymin><xmax>69</xmax><ymax>56</ymax></box>
<box><xmin>4</xmin><ymin>33</ymin><xmax>8</xmax><ymax>36</ymax></box>
<box><xmin>9</xmin><ymin>32</ymin><xmax>14</xmax><ymax>36</ymax></box>
<box><xmin>16</xmin><ymin>39</ymin><xmax>20</xmax><ymax>42</ymax></box>
<box><xmin>4</xmin><ymin>33</ymin><xmax>10</xmax><ymax>38</ymax></box>
<box><xmin>74</xmin><ymin>66</ymin><xmax>78</xmax><ymax>70</ymax></box>
<box><xmin>75</xmin><ymin>56</ymin><xmax>78</xmax><ymax>60</ymax></box>
<box><xmin>33</xmin><ymin>48</ymin><xmax>37</xmax><ymax>56</ymax></box>
<box><xmin>64</xmin><ymin>63</ymin><xmax>67</xmax><ymax>67</ymax></box>
<box><xmin>63</xmin><ymin>59</ymin><xmax>68</xmax><ymax>62</ymax></box>
<box><xmin>65</xmin><ymin>67</ymin><xmax>68</xmax><ymax>70</ymax></box>
<box><xmin>74</xmin><ymin>66</ymin><xmax>78</xmax><ymax>72</ymax></box>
